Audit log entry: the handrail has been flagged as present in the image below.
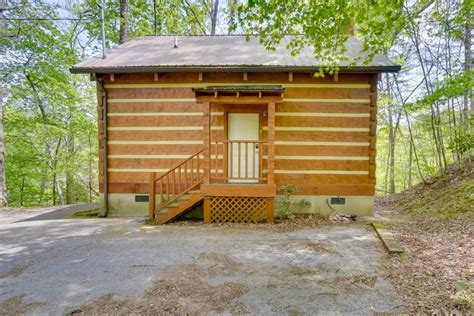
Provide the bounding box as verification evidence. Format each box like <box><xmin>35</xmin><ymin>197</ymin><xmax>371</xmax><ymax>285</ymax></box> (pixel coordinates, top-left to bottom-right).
<box><xmin>210</xmin><ymin>140</ymin><xmax>268</xmax><ymax>183</ymax></box>
<box><xmin>149</xmin><ymin>148</ymin><xmax>204</xmax><ymax>220</ymax></box>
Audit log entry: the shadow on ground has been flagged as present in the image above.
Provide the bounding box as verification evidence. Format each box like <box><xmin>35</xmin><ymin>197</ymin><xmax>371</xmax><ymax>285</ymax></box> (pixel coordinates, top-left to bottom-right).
<box><xmin>0</xmin><ymin>218</ymin><xmax>403</xmax><ymax>315</ymax></box>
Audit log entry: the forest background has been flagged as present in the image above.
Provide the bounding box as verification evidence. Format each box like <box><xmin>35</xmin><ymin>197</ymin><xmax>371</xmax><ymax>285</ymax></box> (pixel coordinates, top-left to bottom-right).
<box><xmin>0</xmin><ymin>0</ymin><xmax>472</xmax><ymax>207</ymax></box>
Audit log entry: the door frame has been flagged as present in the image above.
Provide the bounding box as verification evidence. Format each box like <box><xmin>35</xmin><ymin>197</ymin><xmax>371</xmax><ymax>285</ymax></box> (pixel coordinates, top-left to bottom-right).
<box><xmin>223</xmin><ymin>104</ymin><xmax>266</xmax><ymax>182</ymax></box>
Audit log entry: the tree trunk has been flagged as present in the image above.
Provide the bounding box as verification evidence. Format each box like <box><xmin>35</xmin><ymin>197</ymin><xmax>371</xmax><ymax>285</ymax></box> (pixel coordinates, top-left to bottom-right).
<box><xmin>88</xmin><ymin>133</ymin><xmax>93</xmax><ymax>203</ymax></box>
<box><xmin>153</xmin><ymin>0</ymin><xmax>157</xmax><ymax>35</ymax></box>
<box><xmin>408</xmin><ymin>140</ymin><xmax>413</xmax><ymax>188</ymax></box>
<box><xmin>119</xmin><ymin>0</ymin><xmax>129</xmax><ymax>44</ymax></box>
<box><xmin>65</xmin><ymin>133</ymin><xmax>75</xmax><ymax>204</ymax></box>
<box><xmin>38</xmin><ymin>170</ymin><xmax>48</xmax><ymax>205</ymax></box>
<box><xmin>388</xmin><ymin>117</ymin><xmax>396</xmax><ymax>194</ymax></box>
<box><xmin>210</xmin><ymin>0</ymin><xmax>219</xmax><ymax>35</ymax></box>
<box><xmin>50</xmin><ymin>138</ymin><xmax>63</xmax><ymax>205</ymax></box>
<box><xmin>386</xmin><ymin>75</ymin><xmax>396</xmax><ymax>194</ymax></box>
<box><xmin>403</xmin><ymin>106</ymin><xmax>427</xmax><ymax>184</ymax></box>
<box><xmin>19</xmin><ymin>177</ymin><xmax>25</xmax><ymax>206</ymax></box>
<box><xmin>409</xmin><ymin>22</ymin><xmax>446</xmax><ymax>172</ymax></box>
<box><xmin>52</xmin><ymin>173</ymin><xmax>56</xmax><ymax>205</ymax></box>
<box><xmin>55</xmin><ymin>176</ymin><xmax>64</xmax><ymax>205</ymax></box>
<box><xmin>0</xmin><ymin>0</ymin><xmax>7</xmax><ymax>207</ymax></box>
<box><xmin>464</xmin><ymin>22</ymin><xmax>472</xmax><ymax>131</ymax></box>
<box><xmin>0</xmin><ymin>84</ymin><xmax>6</xmax><ymax>207</ymax></box>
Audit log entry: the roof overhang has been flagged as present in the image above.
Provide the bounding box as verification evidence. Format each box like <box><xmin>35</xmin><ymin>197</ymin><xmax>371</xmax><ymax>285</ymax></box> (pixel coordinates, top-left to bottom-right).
<box><xmin>70</xmin><ymin>65</ymin><xmax>401</xmax><ymax>74</ymax></box>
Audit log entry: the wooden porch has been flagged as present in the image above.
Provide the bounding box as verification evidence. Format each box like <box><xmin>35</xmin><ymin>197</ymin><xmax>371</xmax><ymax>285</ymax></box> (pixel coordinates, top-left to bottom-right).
<box><xmin>147</xmin><ymin>86</ymin><xmax>282</xmax><ymax>224</ymax></box>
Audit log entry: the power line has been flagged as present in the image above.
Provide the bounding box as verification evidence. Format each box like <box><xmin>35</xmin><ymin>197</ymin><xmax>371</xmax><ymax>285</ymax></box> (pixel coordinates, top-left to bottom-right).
<box><xmin>4</xmin><ymin>17</ymin><xmax>83</xmax><ymax>21</ymax></box>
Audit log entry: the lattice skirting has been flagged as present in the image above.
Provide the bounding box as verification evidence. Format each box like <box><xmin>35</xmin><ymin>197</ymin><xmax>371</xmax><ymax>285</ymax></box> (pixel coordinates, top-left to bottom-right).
<box><xmin>209</xmin><ymin>196</ymin><xmax>268</xmax><ymax>223</ymax></box>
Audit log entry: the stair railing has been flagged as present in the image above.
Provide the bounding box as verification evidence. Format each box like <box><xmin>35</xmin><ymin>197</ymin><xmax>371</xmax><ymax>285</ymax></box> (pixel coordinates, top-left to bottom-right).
<box><xmin>148</xmin><ymin>149</ymin><xmax>204</xmax><ymax>220</ymax></box>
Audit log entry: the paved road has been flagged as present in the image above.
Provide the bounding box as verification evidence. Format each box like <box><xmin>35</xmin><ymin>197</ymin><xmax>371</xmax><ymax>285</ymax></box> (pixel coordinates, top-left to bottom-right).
<box><xmin>0</xmin><ymin>204</ymin><xmax>100</xmax><ymax>225</ymax></box>
<box><xmin>0</xmin><ymin>218</ymin><xmax>403</xmax><ymax>315</ymax></box>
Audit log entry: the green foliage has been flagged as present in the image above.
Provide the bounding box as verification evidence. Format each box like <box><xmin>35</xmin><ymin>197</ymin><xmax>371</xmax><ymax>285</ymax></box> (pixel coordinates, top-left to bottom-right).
<box><xmin>276</xmin><ymin>184</ymin><xmax>298</xmax><ymax>219</ymax></box>
<box><xmin>405</xmin><ymin>161</ymin><xmax>474</xmax><ymax>218</ymax></box>
<box><xmin>406</xmin><ymin>70</ymin><xmax>474</xmax><ymax>112</ymax></box>
<box><xmin>233</xmin><ymin>0</ymin><xmax>405</xmax><ymax>75</ymax></box>
<box><xmin>276</xmin><ymin>184</ymin><xmax>311</xmax><ymax>219</ymax></box>
<box><xmin>1</xmin><ymin>1</ymin><xmax>98</xmax><ymax>206</ymax></box>
<box><xmin>448</xmin><ymin>134</ymin><xmax>474</xmax><ymax>156</ymax></box>
<box><xmin>0</xmin><ymin>0</ymin><xmax>230</xmax><ymax>207</ymax></box>
<box><xmin>375</xmin><ymin>0</ymin><xmax>473</xmax><ymax>194</ymax></box>
<box><xmin>77</xmin><ymin>0</ymin><xmax>211</xmax><ymax>46</ymax></box>
<box><xmin>454</xmin><ymin>280</ymin><xmax>474</xmax><ymax>309</ymax></box>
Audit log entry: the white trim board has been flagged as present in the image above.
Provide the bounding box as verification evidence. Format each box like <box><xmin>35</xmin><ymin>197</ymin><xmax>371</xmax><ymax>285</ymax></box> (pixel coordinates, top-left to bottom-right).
<box><xmin>275</xmin><ymin>141</ymin><xmax>369</xmax><ymax>146</ymax></box>
<box><xmin>275</xmin><ymin>112</ymin><xmax>370</xmax><ymax>117</ymax></box>
<box><xmin>263</xmin><ymin>127</ymin><xmax>370</xmax><ymax>132</ymax></box>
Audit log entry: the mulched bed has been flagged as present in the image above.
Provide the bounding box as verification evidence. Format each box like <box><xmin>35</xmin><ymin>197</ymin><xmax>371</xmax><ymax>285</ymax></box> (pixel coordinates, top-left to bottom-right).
<box><xmin>168</xmin><ymin>213</ymin><xmax>347</xmax><ymax>232</ymax></box>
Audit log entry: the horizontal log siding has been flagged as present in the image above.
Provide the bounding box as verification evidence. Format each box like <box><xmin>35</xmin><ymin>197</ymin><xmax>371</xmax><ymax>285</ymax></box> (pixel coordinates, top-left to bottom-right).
<box><xmin>99</xmin><ymin>72</ymin><xmax>376</xmax><ymax>196</ymax></box>
<box><xmin>274</xmin><ymin>82</ymin><xmax>374</xmax><ymax>194</ymax></box>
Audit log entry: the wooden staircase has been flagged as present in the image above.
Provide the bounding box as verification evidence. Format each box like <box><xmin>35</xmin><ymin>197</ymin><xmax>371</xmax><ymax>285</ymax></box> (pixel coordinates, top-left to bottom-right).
<box><xmin>148</xmin><ymin>149</ymin><xmax>204</xmax><ymax>224</ymax></box>
<box><xmin>155</xmin><ymin>190</ymin><xmax>203</xmax><ymax>224</ymax></box>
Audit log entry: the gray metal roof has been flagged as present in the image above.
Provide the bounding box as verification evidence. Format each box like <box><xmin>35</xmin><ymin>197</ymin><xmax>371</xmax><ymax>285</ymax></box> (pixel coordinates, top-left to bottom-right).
<box><xmin>71</xmin><ymin>35</ymin><xmax>400</xmax><ymax>74</ymax></box>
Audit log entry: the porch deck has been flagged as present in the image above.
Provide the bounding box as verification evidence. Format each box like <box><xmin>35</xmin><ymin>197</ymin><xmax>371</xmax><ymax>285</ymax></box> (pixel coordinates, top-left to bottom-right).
<box><xmin>148</xmin><ymin>87</ymin><xmax>281</xmax><ymax>224</ymax></box>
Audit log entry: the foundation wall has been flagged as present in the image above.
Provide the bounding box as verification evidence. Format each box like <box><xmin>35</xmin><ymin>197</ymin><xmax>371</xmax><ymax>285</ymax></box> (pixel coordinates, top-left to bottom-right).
<box><xmin>102</xmin><ymin>193</ymin><xmax>373</xmax><ymax>217</ymax></box>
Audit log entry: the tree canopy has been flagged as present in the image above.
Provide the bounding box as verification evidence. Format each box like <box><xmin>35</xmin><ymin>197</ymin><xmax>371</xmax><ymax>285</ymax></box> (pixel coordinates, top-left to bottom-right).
<box><xmin>0</xmin><ymin>0</ymin><xmax>472</xmax><ymax>205</ymax></box>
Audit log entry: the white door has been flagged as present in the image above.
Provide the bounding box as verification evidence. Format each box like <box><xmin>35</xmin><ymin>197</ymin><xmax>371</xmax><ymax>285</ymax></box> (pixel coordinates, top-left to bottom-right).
<box><xmin>228</xmin><ymin>113</ymin><xmax>259</xmax><ymax>183</ymax></box>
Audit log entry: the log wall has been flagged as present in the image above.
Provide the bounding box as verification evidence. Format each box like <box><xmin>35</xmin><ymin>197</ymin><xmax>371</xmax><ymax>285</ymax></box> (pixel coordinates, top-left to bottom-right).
<box><xmin>98</xmin><ymin>72</ymin><xmax>377</xmax><ymax>196</ymax></box>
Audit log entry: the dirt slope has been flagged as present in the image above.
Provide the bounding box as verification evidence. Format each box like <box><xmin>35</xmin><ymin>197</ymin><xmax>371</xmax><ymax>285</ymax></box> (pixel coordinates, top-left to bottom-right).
<box><xmin>376</xmin><ymin>158</ymin><xmax>473</xmax><ymax>313</ymax></box>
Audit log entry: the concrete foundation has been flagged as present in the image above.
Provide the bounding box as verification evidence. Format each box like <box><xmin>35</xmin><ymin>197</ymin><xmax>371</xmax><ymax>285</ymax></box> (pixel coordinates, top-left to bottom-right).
<box><xmin>101</xmin><ymin>193</ymin><xmax>373</xmax><ymax>218</ymax></box>
<box><xmin>282</xmin><ymin>195</ymin><xmax>374</xmax><ymax>216</ymax></box>
<box><xmin>102</xmin><ymin>193</ymin><xmax>149</xmax><ymax>217</ymax></box>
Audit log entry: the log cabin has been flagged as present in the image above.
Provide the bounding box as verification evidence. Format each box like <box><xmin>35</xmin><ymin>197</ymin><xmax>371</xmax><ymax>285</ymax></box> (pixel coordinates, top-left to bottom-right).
<box><xmin>70</xmin><ymin>35</ymin><xmax>400</xmax><ymax>224</ymax></box>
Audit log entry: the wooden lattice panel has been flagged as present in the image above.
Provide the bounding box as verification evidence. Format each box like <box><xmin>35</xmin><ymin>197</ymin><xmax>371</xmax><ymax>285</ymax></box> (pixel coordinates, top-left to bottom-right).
<box><xmin>210</xmin><ymin>196</ymin><xmax>267</xmax><ymax>223</ymax></box>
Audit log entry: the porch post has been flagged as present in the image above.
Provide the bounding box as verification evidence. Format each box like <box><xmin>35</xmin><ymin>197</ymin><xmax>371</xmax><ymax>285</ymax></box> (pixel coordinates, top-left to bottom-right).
<box><xmin>148</xmin><ymin>172</ymin><xmax>156</xmax><ymax>220</ymax></box>
<box><xmin>267</xmin><ymin>102</ymin><xmax>275</xmax><ymax>185</ymax></box>
<box><xmin>266</xmin><ymin>198</ymin><xmax>274</xmax><ymax>224</ymax></box>
<box><xmin>202</xmin><ymin>101</ymin><xmax>211</xmax><ymax>185</ymax></box>
<box><xmin>203</xmin><ymin>197</ymin><xmax>211</xmax><ymax>223</ymax></box>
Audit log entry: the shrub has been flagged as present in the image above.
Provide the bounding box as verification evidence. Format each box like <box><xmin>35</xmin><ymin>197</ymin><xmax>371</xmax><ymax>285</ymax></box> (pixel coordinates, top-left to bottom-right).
<box><xmin>276</xmin><ymin>184</ymin><xmax>312</xmax><ymax>219</ymax></box>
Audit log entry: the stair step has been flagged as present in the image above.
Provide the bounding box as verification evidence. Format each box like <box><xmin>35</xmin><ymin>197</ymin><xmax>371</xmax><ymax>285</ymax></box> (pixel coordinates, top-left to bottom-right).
<box><xmin>158</xmin><ymin>208</ymin><xmax>170</xmax><ymax>214</ymax></box>
<box><xmin>155</xmin><ymin>194</ymin><xmax>204</xmax><ymax>224</ymax></box>
<box><xmin>158</xmin><ymin>204</ymin><xmax>181</xmax><ymax>214</ymax></box>
<box><xmin>157</xmin><ymin>198</ymin><xmax>191</xmax><ymax>214</ymax></box>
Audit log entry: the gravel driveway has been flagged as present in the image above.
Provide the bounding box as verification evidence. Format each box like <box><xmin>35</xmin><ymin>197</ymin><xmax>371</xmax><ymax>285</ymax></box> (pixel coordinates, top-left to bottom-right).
<box><xmin>0</xmin><ymin>214</ymin><xmax>403</xmax><ymax>315</ymax></box>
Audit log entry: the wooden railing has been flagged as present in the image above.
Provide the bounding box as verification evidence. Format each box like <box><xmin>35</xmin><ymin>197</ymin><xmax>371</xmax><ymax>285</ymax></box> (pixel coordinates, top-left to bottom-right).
<box><xmin>148</xmin><ymin>149</ymin><xmax>204</xmax><ymax>220</ymax></box>
<box><xmin>211</xmin><ymin>140</ymin><xmax>268</xmax><ymax>183</ymax></box>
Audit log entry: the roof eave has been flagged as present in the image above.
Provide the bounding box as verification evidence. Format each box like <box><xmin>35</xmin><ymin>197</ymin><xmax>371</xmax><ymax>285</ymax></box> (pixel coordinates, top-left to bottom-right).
<box><xmin>69</xmin><ymin>64</ymin><xmax>401</xmax><ymax>74</ymax></box>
